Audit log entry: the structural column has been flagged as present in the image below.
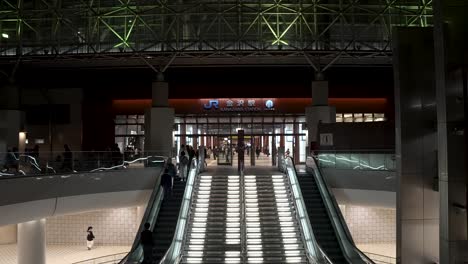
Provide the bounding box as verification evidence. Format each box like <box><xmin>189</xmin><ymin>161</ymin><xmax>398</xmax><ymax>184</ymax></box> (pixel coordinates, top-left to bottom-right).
<box><xmin>0</xmin><ymin>81</ymin><xmax>23</xmax><ymax>154</ymax></box>
<box><xmin>433</xmin><ymin>0</ymin><xmax>468</xmax><ymax>262</ymax></box>
<box><xmin>145</xmin><ymin>73</ymin><xmax>175</xmax><ymax>157</ymax></box>
<box><xmin>18</xmin><ymin>219</ymin><xmax>46</xmax><ymax>264</ymax></box>
<box><xmin>305</xmin><ymin>76</ymin><xmax>336</xmax><ymax>151</ymax></box>
<box><xmin>393</xmin><ymin>27</ymin><xmax>439</xmax><ymax>263</ymax></box>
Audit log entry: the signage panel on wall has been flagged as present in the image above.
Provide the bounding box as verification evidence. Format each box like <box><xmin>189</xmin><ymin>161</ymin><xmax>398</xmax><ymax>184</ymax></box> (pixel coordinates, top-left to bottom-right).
<box><xmin>319</xmin><ymin>133</ymin><xmax>333</xmax><ymax>146</ymax></box>
<box><xmin>202</xmin><ymin>98</ymin><xmax>276</xmax><ymax>112</ymax></box>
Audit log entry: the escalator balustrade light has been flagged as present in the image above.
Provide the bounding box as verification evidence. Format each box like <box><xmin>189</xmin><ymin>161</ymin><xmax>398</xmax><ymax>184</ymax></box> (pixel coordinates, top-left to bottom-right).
<box><xmin>286</xmin><ymin>257</ymin><xmax>303</xmax><ymax>263</ymax></box>
<box><xmin>224</xmin><ymin>258</ymin><xmax>241</xmax><ymax>263</ymax></box>
<box><xmin>248</xmin><ymin>257</ymin><xmax>264</xmax><ymax>263</ymax></box>
<box><xmin>247</xmin><ymin>251</ymin><xmax>263</xmax><ymax>256</ymax></box>
<box><xmin>186</xmin><ymin>257</ymin><xmax>203</xmax><ymax>263</ymax></box>
<box><xmin>187</xmin><ymin>251</ymin><xmax>204</xmax><ymax>256</ymax></box>
<box><xmin>226</xmin><ymin>238</ymin><xmax>240</xmax><ymax>244</ymax></box>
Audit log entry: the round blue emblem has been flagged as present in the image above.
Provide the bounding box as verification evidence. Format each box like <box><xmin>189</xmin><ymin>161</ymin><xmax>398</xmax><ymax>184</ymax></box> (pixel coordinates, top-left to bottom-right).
<box><xmin>265</xmin><ymin>100</ymin><xmax>274</xmax><ymax>109</ymax></box>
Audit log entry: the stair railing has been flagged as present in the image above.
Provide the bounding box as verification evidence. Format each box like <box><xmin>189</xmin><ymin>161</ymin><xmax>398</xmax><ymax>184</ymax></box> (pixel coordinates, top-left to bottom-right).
<box><xmin>159</xmin><ymin>157</ymin><xmax>200</xmax><ymax>264</ymax></box>
<box><xmin>239</xmin><ymin>160</ymin><xmax>247</xmax><ymax>264</ymax></box>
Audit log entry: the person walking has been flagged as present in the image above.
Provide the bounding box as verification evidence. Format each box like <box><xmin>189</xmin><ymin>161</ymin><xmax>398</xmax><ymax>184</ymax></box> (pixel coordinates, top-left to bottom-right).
<box><xmin>178</xmin><ymin>151</ymin><xmax>189</xmax><ymax>181</ymax></box>
<box><xmin>62</xmin><ymin>144</ymin><xmax>73</xmax><ymax>171</ymax></box>
<box><xmin>161</xmin><ymin>168</ymin><xmax>173</xmax><ymax>199</ymax></box>
<box><xmin>166</xmin><ymin>158</ymin><xmax>177</xmax><ymax>179</ymax></box>
<box><xmin>140</xmin><ymin>222</ymin><xmax>154</xmax><ymax>264</ymax></box>
<box><xmin>86</xmin><ymin>226</ymin><xmax>95</xmax><ymax>250</ymax></box>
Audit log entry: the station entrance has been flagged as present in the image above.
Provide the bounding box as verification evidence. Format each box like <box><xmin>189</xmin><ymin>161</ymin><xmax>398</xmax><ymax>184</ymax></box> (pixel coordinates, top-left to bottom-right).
<box><xmin>173</xmin><ymin>114</ymin><xmax>308</xmax><ymax>166</ymax></box>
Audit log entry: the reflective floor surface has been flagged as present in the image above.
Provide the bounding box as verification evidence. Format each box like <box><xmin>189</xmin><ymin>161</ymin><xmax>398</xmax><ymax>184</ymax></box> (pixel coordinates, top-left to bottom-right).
<box><xmin>0</xmin><ymin>244</ymin><xmax>130</xmax><ymax>264</ymax></box>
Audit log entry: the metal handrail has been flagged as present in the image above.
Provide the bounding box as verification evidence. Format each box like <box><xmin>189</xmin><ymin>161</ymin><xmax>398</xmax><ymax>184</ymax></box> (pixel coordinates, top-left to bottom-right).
<box><xmin>239</xmin><ymin>161</ymin><xmax>247</xmax><ymax>264</ymax></box>
<box><xmin>282</xmin><ymin>156</ymin><xmax>329</xmax><ymax>264</ymax></box>
<box><xmin>306</xmin><ymin>156</ymin><xmax>375</xmax><ymax>264</ymax></box>
<box><xmin>119</xmin><ymin>157</ymin><xmax>168</xmax><ymax>264</ymax></box>
<box><xmin>362</xmin><ymin>252</ymin><xmax>396</xmax><ymax>264</ymax></box>
<box><xmin>159</xmin><ymin>157</ymin><xmax>200</xmax><ymax>264</ymax></box>
<box><xmin>72</xmin><ymin>252</ymin><xmax>129</xmax><ymax>264</ymax></box>
<box><xmin>0</xmin><ymin>153</ymin><xmax>167</xmax><ymax>178</ymax></box>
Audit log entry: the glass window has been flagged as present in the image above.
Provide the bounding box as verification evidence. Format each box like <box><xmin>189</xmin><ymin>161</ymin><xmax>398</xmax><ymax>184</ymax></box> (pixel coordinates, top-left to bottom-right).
<box><xmin>242</xmin><ymin>116</ymin><xmax>252</xmax><ymax>123</ymax></box>
<box><xmin>219</xmin><ymin>117</ymin><xmax>230</xmax><ymax>123</ymax></box>
<box><xmin>138</xmin><ymin>124</ymin><xmax>145</xmax><ymax>135</ymax></box>
<box><xmin>275</xmin><ymin>116</ymin><xmax>284</xmax><ymax>122</ymax></box>
<box><xmin>197</xmin><ymin>117</ymin><xmax>208</xmax><ymax>124</ymax></box>
<box><xmin>374</xmin><ymin>113</ymin><xmax>385</xmax><ymax>122</ymax></box>
<box><xmin>127</xmin><ymin>125</ymin><xmax>138</xmax><ymax>135</ymax></box>
<box><xmin>185</xmin><ymin>118</ymin><xmax>196</xmax><ymax>123</ymax></box>
<box><xmin>115</xmin><ymin>125</ymin><xmax>126</xmax><ymax>135</ymax></box>
<box><xmin>354</xmin><ymin>113</ymin><xmax>364</xmax><ymax>122</ymax></box>
<box><xmin>231</xmin><ymin>116</ymin><xmax>241</xmax><ymax>123</ymax></box>
<box><xmin>252</xmin><ymin>116</ymin><xmax>263</xmax><ymax>123</ymax></box>
<box><xmin>336</xmin><ymin>113</ymin><xmax>343</xmax><ymax>122</ymax></box>
<box><xmin>364</xmin><ymin>113</ymin><xmax>374</xmax><ymax>122</ymax></box>
<box><xmin>343</xmin><ymin>113</ymin><xmax>353</xmax><ymax>123</ymax></box>
<box><xmin>296</xmin><ymin>116</ymin><xmax>306</xmax><ymax>123</ymax></box>
<box><xmin>207</xmin><ymin>117</ymin><xmax>218</xmax><ymax>123</ymax></box>
<box><xmin>263</xmin><ymin>117</ymin><xmax>273</xmax><ymax>122</ymax></box>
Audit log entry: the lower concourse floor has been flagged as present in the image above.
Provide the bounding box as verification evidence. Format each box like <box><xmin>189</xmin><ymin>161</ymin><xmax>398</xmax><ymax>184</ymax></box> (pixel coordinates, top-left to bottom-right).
<box><xmin>0</xmin><ymin>244</ymin><xmax>130</xmax><ymax>264</ymax></box>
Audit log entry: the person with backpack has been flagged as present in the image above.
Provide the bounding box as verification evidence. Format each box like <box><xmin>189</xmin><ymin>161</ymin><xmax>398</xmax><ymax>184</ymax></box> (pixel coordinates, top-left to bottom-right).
<box><xmin>86</xmin><ymin>226</ymin><xmax>95</xmax><ymax>250</ymax></box>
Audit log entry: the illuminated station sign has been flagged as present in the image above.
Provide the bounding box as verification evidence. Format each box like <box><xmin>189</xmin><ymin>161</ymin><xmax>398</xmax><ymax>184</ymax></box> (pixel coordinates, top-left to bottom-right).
<box><xmin>203</xmin><ymin>98</ymin><xmax>276</xmax><ymax>112</ymax></box>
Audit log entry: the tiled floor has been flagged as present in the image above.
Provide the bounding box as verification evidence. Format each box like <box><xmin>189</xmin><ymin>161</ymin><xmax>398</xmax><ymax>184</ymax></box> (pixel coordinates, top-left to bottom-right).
<box><xmin>0</xmin><ymin>244</ymin><xmax>130</xmax><ymax>264</ymax></box>
<box><xmin>357</xmin><ymin>242</ymin><xmax>396</xmax><ymax>263</ymax></box>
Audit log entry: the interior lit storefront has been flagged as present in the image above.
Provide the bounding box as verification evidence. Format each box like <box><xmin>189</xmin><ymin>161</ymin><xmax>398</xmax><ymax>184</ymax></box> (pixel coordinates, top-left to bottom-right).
<box><xmin>112</xmin><ymin>98</ymin><xmax>388</xmax><ymax>165</ymax></box>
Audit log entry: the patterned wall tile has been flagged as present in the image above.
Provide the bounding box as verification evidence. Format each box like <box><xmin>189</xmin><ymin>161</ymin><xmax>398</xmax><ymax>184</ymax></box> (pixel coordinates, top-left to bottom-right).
<box><xmin>339</xmin><ymin>205</ymin><xmax>396</xmax><ymax>244</ymax></box>
<box><xmin>46</xmin><ymin>207</ymin><xmax>138</xmax><ymax>246</ymax></box>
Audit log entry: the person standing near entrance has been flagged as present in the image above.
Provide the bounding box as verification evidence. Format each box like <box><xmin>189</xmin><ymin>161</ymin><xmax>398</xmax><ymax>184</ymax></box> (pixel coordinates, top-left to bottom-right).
<box><xmin>86</xmin><ymin>226</ymin><xmax>95</xmax><ymax>250</ymax></box>
<box><xmin>140</xmin><ymin>222</ymin><xmax>154</xmax><ymax>264</ymax></box>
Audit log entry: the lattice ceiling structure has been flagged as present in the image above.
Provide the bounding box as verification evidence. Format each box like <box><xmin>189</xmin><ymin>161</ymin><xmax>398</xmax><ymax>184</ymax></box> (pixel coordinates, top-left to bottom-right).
<box><xmin>0</xmin><ymin>0</ymin><xmax>432</xmax><ymax>69</ymax></box>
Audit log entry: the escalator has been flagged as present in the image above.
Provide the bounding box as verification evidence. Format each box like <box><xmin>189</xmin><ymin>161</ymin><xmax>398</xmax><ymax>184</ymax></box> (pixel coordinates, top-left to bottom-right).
<box><xmin>296</xmin><ymin>172</ymin><xmax>347</xmax><ymax>263</ymax></box>
<box><xmin>180</xmin><ymin>172</ymin><xmax>309</xmax><ymax>263</ymax></box>
<box><xmin>293</xmin><ymin>157</ymin><xmax>375</xmax><ymax>264</ymax></box>
<box><xmin>122</xmin><ymin>158</ymin><xmax>199</xmax><ymax>264</ymax></box>
<box><xmin>151</xmin><ymin>179</ymin><xmax>186</xmax><ymax>262</ymax></box>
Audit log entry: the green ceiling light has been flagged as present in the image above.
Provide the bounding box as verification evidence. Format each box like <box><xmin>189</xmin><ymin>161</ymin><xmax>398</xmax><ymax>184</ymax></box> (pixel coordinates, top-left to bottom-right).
<box><xmin>1</xmin><ymin>33</ymin><xmax>8</xmax><ymax>39</ymax></box>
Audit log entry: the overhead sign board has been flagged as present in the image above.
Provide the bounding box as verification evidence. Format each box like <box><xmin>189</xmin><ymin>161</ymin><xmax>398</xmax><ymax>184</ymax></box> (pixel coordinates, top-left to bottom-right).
<box><xmin>202</xmin><ymin>98</ymin><xmax>276</xmax><ymax>112</ymax></box>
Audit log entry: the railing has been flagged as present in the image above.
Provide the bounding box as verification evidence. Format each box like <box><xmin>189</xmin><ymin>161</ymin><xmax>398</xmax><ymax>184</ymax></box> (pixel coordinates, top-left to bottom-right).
<box><xmin>115</xmin><ymin>155</ymin><xmax>168</xmax><ymax>264</ymax></box>
<box><xmin>362</xmin><ymin>252</ymin><xmax>396</xmax><ymax>264</ymax></box>
<box><xmin>72</xmin><ymin>252</ymin><xmax>129</xmax><ymax>264</ymax></box>
<box><xmin>159</xmin><ymin>156</ymin><xmax>200</xmax><ymax>264</ymax></box>
<box><xmin>306</xmin><ymin>156</ymin><xmax>375</xmax><ymax>264</ymax></box>
<box><xmin>0</xmin><ymin>151</ymin><xmax>167</xmax><ymax>178</ymax></box>
<box><xmin>316</xmin><ymin>151</ymin><xmax>395</xmax><ymax>171</ymax></box>
<box><xmin>239</xmin><ymin>161</ymin><xmax>247</xmax><ymax>264</ymax></box>
<box><xmin>282</xmin><ymin>157</ymin><xmax>330</xmax><ymax>264</ymax></box>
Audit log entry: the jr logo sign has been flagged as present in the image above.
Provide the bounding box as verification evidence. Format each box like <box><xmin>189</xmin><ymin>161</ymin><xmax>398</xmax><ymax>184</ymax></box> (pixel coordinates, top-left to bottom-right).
<box><xmin>204</xmin><ymin>99</ymin><xmax>219</xmax><ymax>110</ymax></box>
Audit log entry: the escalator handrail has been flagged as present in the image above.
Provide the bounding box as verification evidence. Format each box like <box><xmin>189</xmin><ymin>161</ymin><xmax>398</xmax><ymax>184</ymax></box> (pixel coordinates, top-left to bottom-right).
<box><xmin>283</xmin><ymin>157</ymin><xmax>331</xmax><ymax>264</ymax></box>
<box><xmin>159</xmin><ymin>157</ymin><xmax>200</xmax><ymax>264</ymax></box>
<box><xmin>306</xmin><ymin>156</ymin><xmax>375</xmax><ymax>264</ymax></box>
<box><xmin>119</xmin><ymin>158</ymin><xmax>167</xmax><ymax>264</ymax></box>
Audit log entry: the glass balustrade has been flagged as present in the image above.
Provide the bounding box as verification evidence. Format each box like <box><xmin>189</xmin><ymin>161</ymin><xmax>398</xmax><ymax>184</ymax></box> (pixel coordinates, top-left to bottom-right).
<box><xmin>316</xmin><ymin>152</ymin><xmax>395</xmax><ymax>171</ymax></box>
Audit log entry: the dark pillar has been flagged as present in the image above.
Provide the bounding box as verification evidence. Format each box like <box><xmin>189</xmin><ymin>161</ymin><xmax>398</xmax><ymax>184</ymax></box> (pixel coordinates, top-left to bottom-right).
<box><xmin>433</xmin><ymin>0</ymin><xmax>468</xmax><ymax>262</ymax></box>
<box><xmin>393</xmin><ymin>27</ymin><xmax>438</xmax><ymax>263</ymax></box>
